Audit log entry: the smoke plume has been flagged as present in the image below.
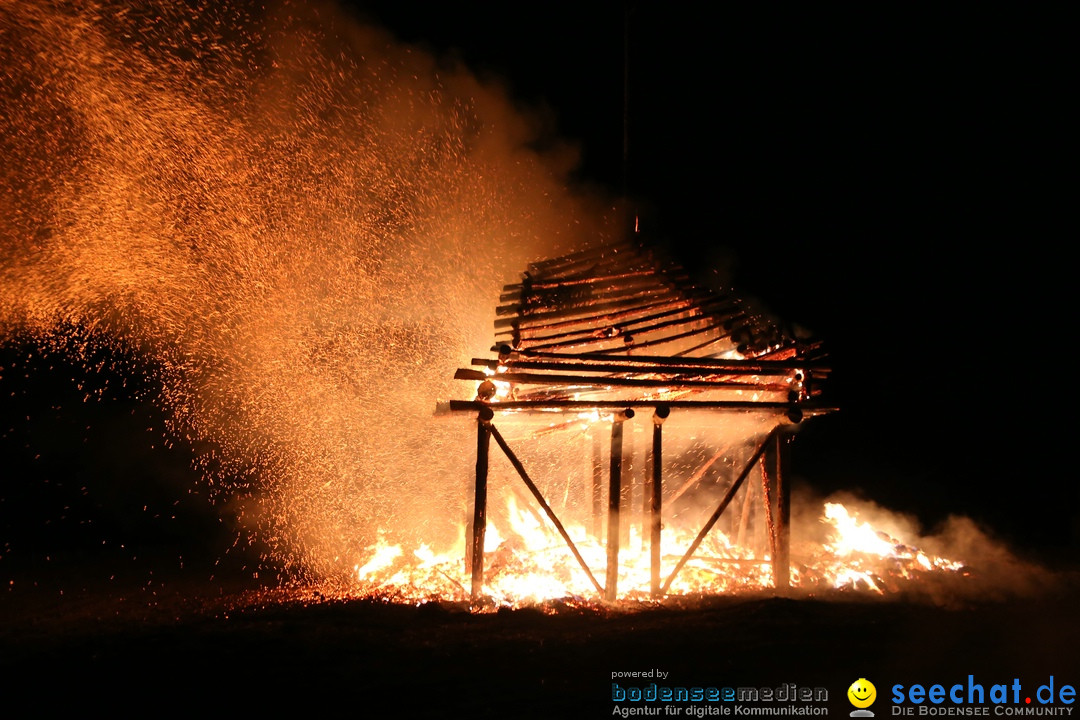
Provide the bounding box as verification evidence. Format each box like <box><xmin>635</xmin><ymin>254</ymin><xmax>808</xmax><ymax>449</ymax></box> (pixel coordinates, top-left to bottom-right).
<box><xmin>0</xmin><ymin>0</ymin><xmax>610</xmax><ymax>581</ymax></box>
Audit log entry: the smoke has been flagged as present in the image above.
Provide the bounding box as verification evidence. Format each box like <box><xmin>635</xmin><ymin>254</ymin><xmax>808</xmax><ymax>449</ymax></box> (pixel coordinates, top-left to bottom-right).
<box><xmin>915</xmin><ymin>514</ymin><xmax>1063</xmax><ymax>603</ymax></box>
<box><xmin>790</xmin><ymin>488</ymin><xmax>1065</xmax><ymax>607</ymax></box>
<box><xmin>0</xmin><ymin>0</ymin><xmax>614</xmax><ymax>581</ymax></box>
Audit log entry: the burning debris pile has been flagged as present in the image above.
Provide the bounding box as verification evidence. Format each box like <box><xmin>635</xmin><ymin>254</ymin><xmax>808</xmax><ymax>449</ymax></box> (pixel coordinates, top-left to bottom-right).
<box><xmin>810</xmin><ymin>503</ymin><xmax>967</xmax><ymax>593</ymax></box>
<box><xmin>347</xmin><ymin>241</ymin><xmax>971</xmax><ymax>608</ymax></box>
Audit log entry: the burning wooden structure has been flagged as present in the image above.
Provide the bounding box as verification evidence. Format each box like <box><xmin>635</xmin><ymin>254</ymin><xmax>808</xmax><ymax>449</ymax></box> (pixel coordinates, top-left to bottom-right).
<box><xmin>443</xmin><ymin>240</ymin><xmax>835</xmax><ymax>603</ymax></box>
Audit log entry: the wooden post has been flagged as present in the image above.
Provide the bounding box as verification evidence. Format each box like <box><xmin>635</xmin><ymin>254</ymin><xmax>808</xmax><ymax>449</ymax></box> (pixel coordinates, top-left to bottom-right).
<box><xmin>621</xmin><ymin>424</ymin><xmax>636</xmax><ymax>548</ymax></box>
<box><xmin>773</xmin><ymin>430</ymin><xmax>792</xmax><ymax>590</ymax></box>
<box><xmin>592</xmin><ymin>431</ymin><xmax>603</xmax><ymax>540</ymax></box>
<box><xmin>736</xmin><ymin>470</ymin><xmax>754</xmax><ymax>549</ymax></box>
<box><xmin>761</xmin><ymin>447</ymin><xmax>777</xmax><ymax>562</ymax></box>
<box><xmin>470</xmin><ymin>407</ymin><xmax>494</xmax><ymax>604</ymax></box>
<box><xmin>638</xmin><ymin>423</ymin><xmax>649</xmax><ymax>547</ymax></box>
<box><xmin>606</xmin><ymin>409</ymin><xmax>634</xmax><ymax>601</ymax></box>
<box><xmin>650</xmin><ymin>406</ymin><xmax>669</xmax><ymax>597</ymax></box>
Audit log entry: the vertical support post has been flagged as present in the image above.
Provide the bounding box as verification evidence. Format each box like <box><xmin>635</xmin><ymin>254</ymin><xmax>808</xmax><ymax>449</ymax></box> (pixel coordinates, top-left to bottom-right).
<box><xmin>736</xmin><ymin>468</ymin><xmax>755</xmax><ymax>548</ymax></box>
<box><xmin>470</xmin><ymin>407</ymin><xmax>494</xmax><ymax>604</ymax></box>
<box><xmin>639</xmin><ymin>431</ymin><xmax>648</xmax><ymax>537</ymax></box>
<box><xmin>621</xmin><ymin>424</ymin><xmax>636</xmax><ymax>548</ymax></box>
<box><xmin>773</xmin><ymin>429</ymin><xmax>792</xmax><ymax>590</ymax></box>
<box><xmin>650</xmin><ymin>406</ymin><xmax>669</xmax><ymax>597</ymax></box>
<box><xmin>464</xmin><ymin>461</ymin><xmax>475</xmax><ymax>574</ymax></box>
<box><xmin>606</xmin><ymin>408</ymin><xmax>634</xmax><ymax>601</ymax></box>
<box><xmin>761</xmin><ymin>446</ymin><xmax>777</xmax><ymax>562</ymax></box>
<box><xmin>592</xmin><ymin>431</ymin><xmax>603</xmax><ymax>540</ymax></box>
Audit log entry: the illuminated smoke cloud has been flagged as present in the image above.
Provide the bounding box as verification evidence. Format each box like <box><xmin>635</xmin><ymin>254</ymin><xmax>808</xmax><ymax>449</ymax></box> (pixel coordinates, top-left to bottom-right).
<box><xmin>0</xmin><ymin>0</ymin><xmax>609</xmax><ymax>582</ymax></box>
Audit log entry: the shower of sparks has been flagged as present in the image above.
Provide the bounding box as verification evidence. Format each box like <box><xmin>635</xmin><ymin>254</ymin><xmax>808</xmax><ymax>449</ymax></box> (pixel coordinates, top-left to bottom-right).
<box><xmin>1</xmin><ymin>0</ymin><xmax>604</xmax><ymax>583</ymax></box>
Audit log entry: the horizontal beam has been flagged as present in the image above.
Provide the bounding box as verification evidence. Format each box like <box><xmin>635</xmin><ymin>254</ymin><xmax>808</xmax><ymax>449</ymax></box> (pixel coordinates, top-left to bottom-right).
<box><xmin>443</xmin><ymin>399</ymin><xmax>834</xmax><ymax>414</ymax></box>
<box><xmin>502</xmin><ymin>348</ymin><xmax>831</xmax><ymax>374</ymax></box>
<box><xmin>455</xmin><ymin>368</ymin><xmax>792</xmax><ymax>391</ymax></box>
<box><xmin>470</xmin><ymin>358</ymin><xmax>804</xmax><ymax>379</ymax></box>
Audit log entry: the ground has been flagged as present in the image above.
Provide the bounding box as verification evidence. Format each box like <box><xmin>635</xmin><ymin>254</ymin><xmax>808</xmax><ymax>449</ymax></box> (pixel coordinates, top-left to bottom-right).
<box><xmin>2</xmin><ymin>565</ymin><xmax>1077</xmax><ymax>717</ymax></box>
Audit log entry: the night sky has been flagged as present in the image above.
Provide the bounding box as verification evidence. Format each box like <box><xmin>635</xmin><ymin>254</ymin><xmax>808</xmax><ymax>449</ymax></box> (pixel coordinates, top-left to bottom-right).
<box><xmin>345</xmin><ymin>3</ymin><xmax>1075</xmax><ymax>553</ymax></box>
<box><xmin>1</xmin><ymin>2</ymin><xmax>1073</xmax><ymax>584</ymax></box>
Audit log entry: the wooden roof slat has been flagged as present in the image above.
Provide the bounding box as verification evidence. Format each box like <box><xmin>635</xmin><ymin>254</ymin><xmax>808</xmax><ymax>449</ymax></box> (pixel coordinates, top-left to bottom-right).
<box><xmin>469</xmin><ymin>357</ymin><xmax>803</xmax><ymax>378</ymax></box>
<box><xmin>502</xmin><ymin>348</ymin><xmax>830</xmax><ymax>373</ymax></box>
<box><xmin>493</xmin><ymin>290</ymin><xmax>683</xmax><ymax>329</ymax></box>
<box><xmin>455</xmin><ymin>368</ymin><xmax>792</xmax><ymax>391</ymax></box>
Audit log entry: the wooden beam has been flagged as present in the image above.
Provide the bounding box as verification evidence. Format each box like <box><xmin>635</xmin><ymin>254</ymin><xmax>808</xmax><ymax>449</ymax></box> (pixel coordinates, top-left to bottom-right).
<box><xmin>508</xmin><ymin>348</ymin><xmax>830</xmax><ymax>374</ymax></box>
<box><xmin>774</xmin><ymin>430</ymin><xmax>792</xmax><ymax>590</ymax></box>
<box><xmin>470</xmin><ymin>357</ymin><xmax>803</xmax><ymax>379</ymax></box>
<box><xmin>445</xmin><ymin>399</ymin><xmax>831</xmax><ymax>413</ymax></box>
<box><xmin>469</xmin><ymin>407</ymin><xmax>494</xmax><ymax>604</ymax></box>
<box><xmin>650</xmin><ymin>406</ymin><xmax>669</xmax><ymax>597</ymax></box>
<box><xmin>454</xmin><ymin>368</ymin><xmax>792</xmax><ymax>391</ymax></box>
<box><xmin>606</xmin><ymin>409</ymin><xmax>634</xmax><ymax>601</ymax></box>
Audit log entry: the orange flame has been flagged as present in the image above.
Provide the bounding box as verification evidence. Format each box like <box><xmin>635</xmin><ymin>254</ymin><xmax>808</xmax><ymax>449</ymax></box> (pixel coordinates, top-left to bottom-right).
<box><xmin>351</xmin><ymin>499</ymin><xmax>966</xmax><ymax>608</ymax></box>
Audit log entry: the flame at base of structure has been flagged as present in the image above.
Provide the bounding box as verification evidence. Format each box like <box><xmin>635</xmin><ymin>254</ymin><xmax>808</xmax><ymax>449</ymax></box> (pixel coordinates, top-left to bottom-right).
<box><xmin>346</xmin><ymin>501</ymin><xmax>968</xmax><ymax>610</ymax></box>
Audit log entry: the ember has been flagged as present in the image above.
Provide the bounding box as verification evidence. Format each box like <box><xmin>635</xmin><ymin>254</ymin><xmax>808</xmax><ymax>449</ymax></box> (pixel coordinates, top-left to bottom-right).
<box><xmin>0</xmin><ymin>0</ymin><xmax>603</xmax><ymax>587</ymax></box>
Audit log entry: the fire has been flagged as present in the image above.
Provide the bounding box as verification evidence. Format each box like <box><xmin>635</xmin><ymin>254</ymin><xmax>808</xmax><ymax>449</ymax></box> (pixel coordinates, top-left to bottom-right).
<box><xmin>815</xmin><ymin>502</ymin><xmax>966</xmax><ymax>594</ymax></box>
<box><xmin>350</xmin><ymin>499</ymin><xmax>967</xmax><ymax>609</ymax></box>
<box><xmin>824</xmin><ymin>502</ymin><xmax>899</xmax><ymax>557</ymax></box>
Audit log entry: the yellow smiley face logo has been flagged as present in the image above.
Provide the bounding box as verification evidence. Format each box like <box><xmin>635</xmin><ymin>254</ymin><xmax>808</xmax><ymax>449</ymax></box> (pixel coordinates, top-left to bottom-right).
<box><xmin>848</xmin><ymin>679</ymin><xmax>877</xmax><ymax>708</ymax></box>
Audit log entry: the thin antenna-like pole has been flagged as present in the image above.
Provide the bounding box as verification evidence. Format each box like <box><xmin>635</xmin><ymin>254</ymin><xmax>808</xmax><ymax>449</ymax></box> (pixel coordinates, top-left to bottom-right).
<box><xmin>623</xmin><ymin>2</ymin><xmax>635</xmax><ymax>236</ymax></box>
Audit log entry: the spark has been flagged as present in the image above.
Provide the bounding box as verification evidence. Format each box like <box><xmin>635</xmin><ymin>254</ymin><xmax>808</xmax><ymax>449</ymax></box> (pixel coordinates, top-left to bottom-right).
<box><xmin>0</xmin><ymin>0</ymin><xmax>599</xmax><ymax>585</ymax></box>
